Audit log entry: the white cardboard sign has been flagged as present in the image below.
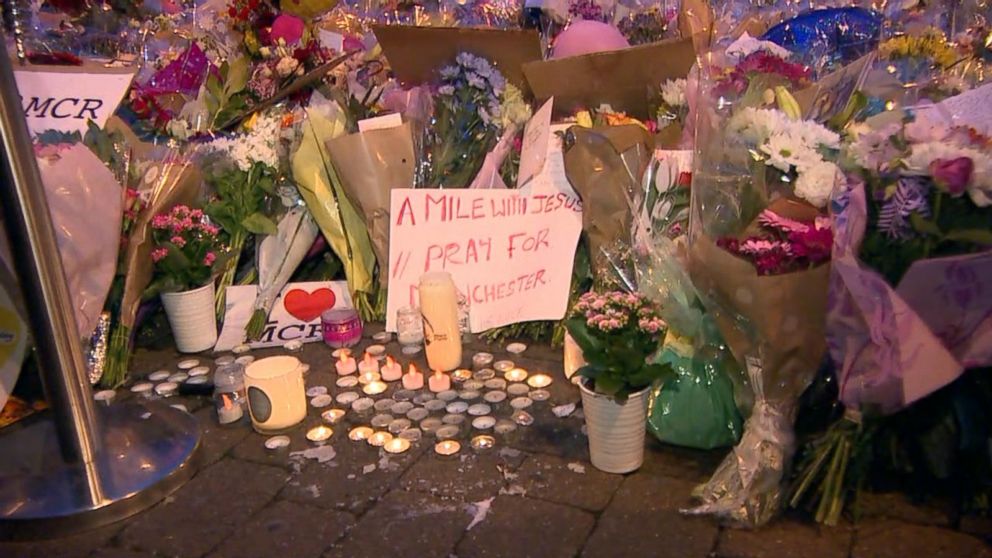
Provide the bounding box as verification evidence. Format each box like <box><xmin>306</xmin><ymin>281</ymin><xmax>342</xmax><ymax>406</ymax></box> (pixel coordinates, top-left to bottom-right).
<box><xmin>13</xmin><ymin>66</ymin><xmax>136</xmax><ymax>136</ymax></box>
<box><xmin>386</xmin><ymin>125</ymin><xmax>582</xmax><ymax>332</ymax></box>
<box><xmin>215</xmin><ymin>281</ymin><xmax>354</xmax><ymax>351</ymax></box>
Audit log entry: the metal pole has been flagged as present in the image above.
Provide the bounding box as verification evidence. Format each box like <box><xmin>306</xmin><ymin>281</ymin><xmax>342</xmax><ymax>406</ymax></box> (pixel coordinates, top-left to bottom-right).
<box><xmin>0</xmin><ymin>41</ymin><xmax>102</xmax><ymax>473</ymax></box>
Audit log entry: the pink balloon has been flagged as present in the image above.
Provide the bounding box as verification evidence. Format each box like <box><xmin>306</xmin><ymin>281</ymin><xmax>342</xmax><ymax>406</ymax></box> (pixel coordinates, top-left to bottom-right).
<box><xmin>552</xmin><ymin>20</ymin><xmax>631</xmax><ymax>59</ymax></box>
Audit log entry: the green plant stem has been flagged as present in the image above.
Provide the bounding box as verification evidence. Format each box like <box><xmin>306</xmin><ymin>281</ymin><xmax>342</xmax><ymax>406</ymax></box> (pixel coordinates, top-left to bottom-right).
<box><xmin>100</xmin><ymin>323</ymin><xmax>131</xmax><ymax>388</ymax></box>
<box><xmin>216</xmin><ymin>229</ymin><xmax>246</xmax><ymax>322</ymax></box>
<box><xmin>245</xmin><ymin>308</ymin><xmax>267</xmax><ymax>341</ymax></box>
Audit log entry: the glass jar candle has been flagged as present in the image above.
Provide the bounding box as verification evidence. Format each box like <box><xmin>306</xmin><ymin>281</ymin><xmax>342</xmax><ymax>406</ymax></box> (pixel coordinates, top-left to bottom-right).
<box><xmin>321</xmin><ymin>308</ymin><xmax>363</xmax><ymax>349</ymax></box>
<box><xmin>213</xmin><ymin>363</ymin><xmax>248</xmax><ymax>426</ymax></box>
<box><xmin>395</xmin><ymin>306</ymin><xmax>425</xmax><ymax>349</ymax></box>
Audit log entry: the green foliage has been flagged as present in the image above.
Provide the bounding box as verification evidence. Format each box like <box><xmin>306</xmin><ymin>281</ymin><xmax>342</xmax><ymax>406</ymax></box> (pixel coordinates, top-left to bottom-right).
<box><xmin>204</xmin><ymin>57</ymin><xmax>251</xmax><ymax>130</ymax></box>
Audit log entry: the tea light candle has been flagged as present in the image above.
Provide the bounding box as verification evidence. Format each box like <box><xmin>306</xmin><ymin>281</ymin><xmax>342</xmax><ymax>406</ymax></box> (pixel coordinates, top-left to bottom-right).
<box><xmin>336</xmin><ymin>353</ymin><xmax>357</xmax><ymax>375</ymax></box>
<box><xmin>306</xmin><ymin>425</ymin><xmax>334</xmax><ymax>443</ymax></box>
<box><xmin>402</xmin><ymin>364</ymin><xmax>424</xmax><ymax>390</ymax></box>
<box><xmin>504</xmin><ymin>367</ymin><xmax>529</xmax><ymax>382</ymax></box>
<box><xmin>472</xmin><ymin>352</ymin><xmax>494</xmax><ymax>369</ymax></box>
<box><xmin>452</xmin><ymin>369</ymin><xmax>473</xmax><ymax>383</ymax></box>
<box><xmin>363</xmin><ymin>380</ymin><xmax>388</xmax><ymax>395</ymax></box>
<box><xmin>349</xmin><ymin>426</ymin><xmax>374</xmax><ymax>441</ymax></box>
<box><xmin>434</xmin><ymin>440</ymin><xmax>461</xmax><ymax>456</ymax></box>
<box><xmin>381</xmin><ymin>356</ymin><xmax>403</xmax><ymax>381</ymax></box>
<box><xmin>358</xmin><ymin>369</ymin><xmax>381</xmax><ymax>385</ymax></box>
<box><xmin>471</xmin><ymin>435</ymin><xmax>496</xmax><ymax>450</ymax></box>
<box><xmin>358</xmin><ymin>353</ymin><xmax>380</xmax><ymax>376</ymax></box>
<box><xmin>527</xmin><ymin>374</ymin><xmax>552</xmax><ymax>388</ymax></box>
<box><xmin>429</xmin><ymin>370</ymin><xmax>451</xmax><ymax>393</ymax></box>
<box><xmin>367</xmin><ymin>431</ymin><xmax>393</xmax><ymax>447</ymax></box>
<box><xmin>322</xmin><ymin>408</ymin><xmax>346</xmax><ymax>424</ymax></box>
<box><xmin>383</xmin><ymin>437</ymin><xmax>411</xmax><ymax>454</ymax></box>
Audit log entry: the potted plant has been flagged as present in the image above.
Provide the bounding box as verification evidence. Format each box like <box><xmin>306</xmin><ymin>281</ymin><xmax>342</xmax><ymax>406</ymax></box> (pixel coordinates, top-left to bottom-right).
<box><xmin>566</xmin><ymin>291</ymin><xmax>672</xmax><ymax>473</ymax></box>
<box><xmin>150</xmin><ymin>205</ymin><xmax>225</xmax><ymax>353</ymax></box>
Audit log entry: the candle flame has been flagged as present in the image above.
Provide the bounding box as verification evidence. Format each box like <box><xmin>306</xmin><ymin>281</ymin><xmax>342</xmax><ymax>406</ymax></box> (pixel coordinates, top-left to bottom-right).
<box><xmin>433</xmin><ymin>370</ymin><xmax>443</xmax><ymax>377</ymax></box>
<box><xmin>337</xmin><ymin>353</ymin><xmax>349</xmax><ymax>363</ymax></box>
<box><xmin>408</xmin><ymin>363</ymin><xmax>419</xmax><ymax>375</ymax></box>
<box><xmin>386</xmin><ymin>355</ymin><xmax>395</xmax><ymax>366</ymax></box>
<box><xmin>364</xmin><ymin>353</ymin><xmax>374</xmax><ymax>365</ymax></box>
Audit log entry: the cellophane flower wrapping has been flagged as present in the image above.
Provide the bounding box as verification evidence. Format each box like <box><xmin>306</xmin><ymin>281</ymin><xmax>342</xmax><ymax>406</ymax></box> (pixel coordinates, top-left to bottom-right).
<box><xmin>682</xmin><ymin>42</ymin><xmax>838</xmax><ymax>526</ymax></box>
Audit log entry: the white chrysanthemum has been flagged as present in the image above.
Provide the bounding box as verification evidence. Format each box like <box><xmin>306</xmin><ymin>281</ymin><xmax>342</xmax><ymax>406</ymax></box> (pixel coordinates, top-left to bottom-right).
<box><xmin>499</xmin><ymin>83</ymin><xmax>532</xmax><ymax>130</ymax></box>
<box><xmin>790</xmin><ymin>119</ymin><xmax>841</xmax><ymax>150</ymax></box>
<box><xmin>660</xmin><ymin>78</ymin><xmax>687</xmax><ymax>108</ymax></box>
<box><xmin>760</xmin><ymin>132</ymin><xmax>800</xmax><ymax>173</ymax></box>
<box><xmin>728</xmin><ymin>107</ymin><xmax>786</xmax><ymax>145</ymax></box>
<box><xmin>794</xmin><ymin>161</ymin><xmax>840</xmax><ymax>208</ymax></box>
<box><xmin>204</xmin><ymin>113</ymin><xmax>283</xmax><ymax>172</ymax></box>
<box><xmin>725</xmin><ymin>32</ymin><xmax>793</xmax><ymax>60</ymax></box>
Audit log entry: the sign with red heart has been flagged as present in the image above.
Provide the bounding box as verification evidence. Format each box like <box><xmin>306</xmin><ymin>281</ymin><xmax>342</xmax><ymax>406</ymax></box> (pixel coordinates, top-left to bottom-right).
<box><xmin>214</xmin><ymin>281</ymin><xmax>354</xmax><ymax>351</ymax></box>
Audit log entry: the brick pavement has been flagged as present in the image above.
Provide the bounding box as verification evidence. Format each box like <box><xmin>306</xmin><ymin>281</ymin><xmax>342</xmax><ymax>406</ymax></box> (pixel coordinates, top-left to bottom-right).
<box><xmin>2</xmin><ymin>328</ymin><xmax>990</xmax><ymax>558</ymax></box>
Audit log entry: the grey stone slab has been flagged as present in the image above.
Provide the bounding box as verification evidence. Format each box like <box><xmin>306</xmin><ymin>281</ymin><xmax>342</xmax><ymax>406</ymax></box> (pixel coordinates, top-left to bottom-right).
<box><xmin>398</xmin><ymin>447</ymin><xmax>524</xmax><ymax>502</ymax></box>
<box><xmin>118</xmin><ymin>458</ymin><xmax>286</xmax><ymax>557</ymax></box>
<box><xmin>852</xmin><ymin>519</ymin><xmax>992</xmax><ymax>558</ymax></box>
<box><xmin>716</xmin><ymin>518</ymin><xmax>851</xmax><ymax>558</ymax></box>
<box><xmin>960</xmin><ymin>515</ymin><xmax>992</xmax><ymax>544</ymax></box>
<box><xmin>0</xmin><ymin>523</ymin><xmax>122</xmax><ymax>558</ymax></box>
<box><xmin>582</xmin><ymin>474</ymin><xmax>718</xmax><ymax>558</ymax></box>
<box><xmin>456</xmin><ymin>495</ymin><xmax>596</xmax><ymax>558</ymax></box>
<box><xmin>516</xmin><ymin>453</ymin><xmax>622</xmax><ymax>511</ymax></box>
<box><xmin>279</xmin><ymin>433</ymin><xmax>423</xmax><ymax>514</ymax></box>
<box><xmin>194</xmin><ymin>406</ymin><xmax>251</xmax><ymax>466</ymax></box>
<box><xmin>324</xmin><ymin>489</ymin><xmax>470</xmax><ymax>558</ymax></box>
<box><xmin>208</xmin><ymin>500</ymin><xmax>353</xmax><ymax>558</ymax></box>
<box><xmin>856</xmin><ymin>491</ymin><xmax>954</xmax><ymax>527</ymax></box>
<box><xmin>639</xmin><ymin>437</ymin><xmax>726</xmax><ymax>483</ymax></box>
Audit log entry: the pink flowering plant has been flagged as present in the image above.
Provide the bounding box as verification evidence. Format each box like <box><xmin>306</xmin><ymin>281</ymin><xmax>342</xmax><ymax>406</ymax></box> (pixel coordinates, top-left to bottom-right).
<box><xmin>566</xmin><ymin>291</ymin><xmax>673</xmax><ymax>400</ymax></box>
<box><xmin>149</xmin><ymin>205</ymin><xmax>226</xmax><ymax>293</ymax></box>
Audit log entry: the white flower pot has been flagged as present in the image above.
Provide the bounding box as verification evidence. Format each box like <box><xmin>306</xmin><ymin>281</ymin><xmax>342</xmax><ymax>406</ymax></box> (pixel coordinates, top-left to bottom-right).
<box><xmin>161</xmin><ymin>283</ymin><xmax>218</xmax><ymax>353</ymax></box>
<box><xmin>579</xmin><ymin>380</ymin><xmax>650</xmax><ymax>474</ymax></box>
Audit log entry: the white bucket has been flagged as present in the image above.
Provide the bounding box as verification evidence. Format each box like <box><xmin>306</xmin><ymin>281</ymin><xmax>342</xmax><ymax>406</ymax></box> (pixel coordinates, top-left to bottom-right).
<box><xmin>160</xmin><ymin>283</ymin><xmax>218</xmax><ymax>353</ymax></box>
<box><xmin>579</xmin><ymin>380</ymin><xmax>650</xmax><ymax>474</ymax></box>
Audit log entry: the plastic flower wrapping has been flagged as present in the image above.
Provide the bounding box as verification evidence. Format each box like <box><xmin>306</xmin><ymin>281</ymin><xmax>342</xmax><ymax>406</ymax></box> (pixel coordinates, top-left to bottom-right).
<box><xmin>682</xmin><ymin>34</ymin><xmax>841</xmax><ymax>526</ymax></box>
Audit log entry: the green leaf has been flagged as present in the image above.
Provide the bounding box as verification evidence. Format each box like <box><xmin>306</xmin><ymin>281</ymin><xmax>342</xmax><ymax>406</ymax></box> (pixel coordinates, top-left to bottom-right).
<box><xmin>242</xmin><ymin>212</ymin><xmax>278</xmax><ymax>235</ymax></box>
<box><xmin>943</xmin><ymin>228</ymin><xmax>992</xmax><ymax>246</ymax></box>
<box><xmin>565</xmin><ymin>317</ymin><xmax>601</xmax><ymax>354</ymax></box>
<box><xmin>225</xmin><ymin>56</ymin><xmax>250</xmax><ymax>96</ymax></box>
<box><xmin>593</xmin><ymin>374</ymin><xmax>623</xmax><ymax>397</ymax></box>
<box><xmin>909</xmin><ymin>213</ymin><xmax>942</xmax><ymax>237</ymax></box>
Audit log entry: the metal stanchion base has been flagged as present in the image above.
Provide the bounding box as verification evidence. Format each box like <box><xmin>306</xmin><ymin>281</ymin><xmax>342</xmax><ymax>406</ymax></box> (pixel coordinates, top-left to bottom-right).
<box><xmin>0</xmin><ymin>400</ymin><xmax>201</xmax><ymax>540</ymax></box>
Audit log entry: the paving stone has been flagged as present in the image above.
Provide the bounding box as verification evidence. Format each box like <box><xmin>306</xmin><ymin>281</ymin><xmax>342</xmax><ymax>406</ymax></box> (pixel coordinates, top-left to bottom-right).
<box><xmin>852</xmin><ymin>519</ymin><xmax>992</xmax><ymax>558</ymax></box>
<box><xmin>639</xmin><ymin>437</ymin><xmax>726</xmax><ymax>483</ymax></box>
<box><xmin>456</xmin><ymin>495</ymin><xmax>596</xmax><ymax>558</ymax></box>
<box><xmin>716</xmin><ymin>517</ymin><xmax>851</xmax><ymax>558</ymax></box>
<box><xmin>89</xmin><ymin>549</ymin><xmax>157</xmax><ymax>558</ymax></box>
<box><xmin>582</xmin><ymin>474</ymin><xmax>718</xmax><ymax>558</ymax></box>
<box><xmin>856</xmin><ymin>491</ymin><xmax>954</xmax><ymax>527</ymax></box>
<box><xmin>325</xmin><ymin>489</ymin><xmax>469</xmax><ymax>558</ymax></box>
<box><xmin>118</xmin><ymin>458</ymin><xmax>286</xmax><ymax>557</ymax></box>
<box><xmin>960</xmin><ymin>515</ymin><xmax>992</xmax><ymax>544</ymax></box>
<box><xmin>0</xmin><ymin>523</ymin><xmax>122</xmax><ymax>558</ymax></box>
<box><xmin>279</xmin><ymin>433</ymin><xmax>423</xmax><ymax>514</ymax></box>
<box><xmin>194</xmin><ymin>406</ymin><xmax>251</xmax><ymax>466</ymax></box>
<box><xmin>516</xmin><ymin>453</ymin><xmax>622</xmax><ymax>511</ymax></box>
<box><xmin>230</xmin><ymin>426</ymin><xmax>317</xmax><ymax>471</ymax></box>
<box><xmin>208</xmin><ymin>500</ymin><xmax>353</xmax><ymax>558</ymax></box>
<box><xmin>398</xmin><ymin>447</ymin><xmax>523</xmax><ymax>502</ymax></box>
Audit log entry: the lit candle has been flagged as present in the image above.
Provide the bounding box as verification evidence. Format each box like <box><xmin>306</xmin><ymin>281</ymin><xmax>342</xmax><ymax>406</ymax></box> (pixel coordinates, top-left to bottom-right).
<box><xmin>348</xmin><ymin>426</ymin><xmax>373</xmax><ymax>441</ymax></box>
<box><xmin>429</xmin><ymin>370</ymin><xmax>451</xmax><ymax>393</ymax></box>
<box><xmin>451</xmin><ymin>369</ymin><xmax>473</xmax><ymax>382</ymax></box>
<box><xmin>306</xmin><ymin>425</ymin><xmax>333</xmax><ymax>443</ymax></box>
<box><xmin>434</xmin><ymin>440</ymin><xmax>461</xmax><ymax>456</ymax></box>
<box><xmin>383</xmin><ymin>437</ymin><xmax>411</xmax><ymax>454</ymax></box>
<box><xmin>335</xmin><ymin>353</ymin><xmax>357</xmax><ymax>375</ymax></box>
<box><xmin>402</xmin><ymin>364</ymin><xmax>424</xmax><ymax>390</ymax></box>
<box><xmin>526</xmin><ymin>373</ymin><xmax>552</xmax><ymax>388</ymax></box>
<box><xmin>504</xmin><ymin>367</ymin><xmax>529</xmax><ymax>382</ymax></box>
<box><xmin>358</xmin><ymin>353</ymin><xmax>380</xmax><ymax>376</ymax></box>
<box><xmin>358</xmin><ymin>369</ymin><xmax>381</xmax><ymax>385</ymax></box>
<box><xmin>381</xmin><ymin>356</ymin><xmax>402</xmax><ymax>382</ymax></box>
<box><xmin>367</xmin><ymin>431</ymin><xmax>393</xmax><ymax>447</ymax></box>
<box><xmin>363</xmin><ymin>380</ymin><xmax>388</xmax><ymax>395</ymax></box>
<box><xmin>471</xmin><ymin>434</ymin><xmax>496</xmax><ymax>450</ymax></box>
<box><xmin>321</xmin><ymin>408</ymin><xmax>346</xmax><ymax>424</ymax></box>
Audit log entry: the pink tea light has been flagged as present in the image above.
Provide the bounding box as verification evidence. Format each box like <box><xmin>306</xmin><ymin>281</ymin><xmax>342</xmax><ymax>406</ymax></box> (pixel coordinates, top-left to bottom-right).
<box><xmin>381</xmin><ymin>356</ymin><xmax>403</xmax><ymax>382</ymax></box>
<box><xmin>402</xmin><ymin>363</ymin><xmax>424</xmax><ymax>390</ymax></box>
<box><xmin>428</xmin><ymin>370</ymin><xmax>451</xmax><ymax>393</ymax></box>
<box><xmin>335</xmin><ymin>353</ymin><xmax>357</xmax><ymax>375</ymax></box>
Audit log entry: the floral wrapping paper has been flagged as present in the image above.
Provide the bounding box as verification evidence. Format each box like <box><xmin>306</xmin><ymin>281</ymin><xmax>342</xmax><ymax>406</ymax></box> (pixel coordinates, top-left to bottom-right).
<box><xmin>827</xmin><ymin>181</ymin><xmax>992</xmax><ymax>415</ymax></box>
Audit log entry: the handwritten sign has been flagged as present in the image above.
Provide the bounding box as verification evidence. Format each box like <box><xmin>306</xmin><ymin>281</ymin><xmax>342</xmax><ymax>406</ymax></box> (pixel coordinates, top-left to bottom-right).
<box><xmin>386</xmin><ymin>130</ymin><xmax>582</xmax><ymax>332</ymax></box>
<box><xmin>516</xmin><ymin>97</ymin><xmax>553</xmax><ymax>188</ymax></box>
<box><xmin>215</xmin><ymin>281</ymin><xmax>354</xmax><ymax>351</ymax></box>
<box><xmin>14</xmin><ymin>65</ymin><xmax>136</xmax><ymax>136</ymax></box>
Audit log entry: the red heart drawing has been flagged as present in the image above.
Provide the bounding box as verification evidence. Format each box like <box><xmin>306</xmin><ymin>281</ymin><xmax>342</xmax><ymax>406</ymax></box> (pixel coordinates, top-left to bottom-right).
<box><xmin>283</xmin><ymin>288</ymin><xmax>336</xmax><ymax>322</ymax></box>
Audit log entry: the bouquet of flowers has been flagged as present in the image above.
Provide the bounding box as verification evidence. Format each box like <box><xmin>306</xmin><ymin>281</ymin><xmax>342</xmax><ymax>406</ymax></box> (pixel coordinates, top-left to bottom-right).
<box><xmin>653</xmin><ymin>78</ymin><xmax>689</xmax><ymax>145</ymax></box>
<box><xmin>415</xmin><ymin>52</ymin><xmax>529</xmax><ymax>189</ymax></box>
<box><xmin>148</xmin><ymin>205</ymin><xmax>226</xmax><ymax>293</ymax></box>
<box><xmin>792</xmin><ymin>103</ymin><xmax>992</xmax><ymax>524</ymax></box>
<box><xmin>201</xmin><ymin>111</ymin><xmax>286</xmax><ymax>320</ymax></box>
<box><xmin>683</xmin><ymin>38</ymin><xmax>840</xmax><ymax>526</ymax></box>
